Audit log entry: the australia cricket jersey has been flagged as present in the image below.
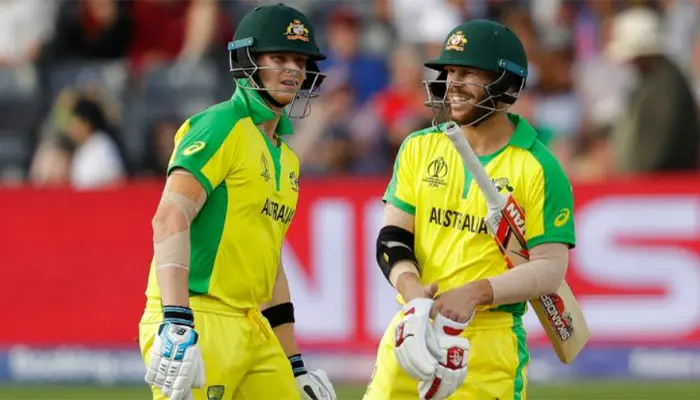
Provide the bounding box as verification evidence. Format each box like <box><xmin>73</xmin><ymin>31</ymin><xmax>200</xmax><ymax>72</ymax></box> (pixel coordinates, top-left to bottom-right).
<box><xmin>145</xmin><ymin>83</ymin><xmax>301</xmax><ymax>310</ymax></box>
<box><xmin>383</xmin><ymin>114</ymin><xmax>576</xmax><ymax>315</ymax></box>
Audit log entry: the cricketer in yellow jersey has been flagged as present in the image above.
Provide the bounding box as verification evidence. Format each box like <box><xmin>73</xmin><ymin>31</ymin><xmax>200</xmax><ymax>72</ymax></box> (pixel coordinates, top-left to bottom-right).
<box><xmin>138</xmin><ymin>4</ymin><xmax>336</xmax><ymax>400</ymax></box>
<box><xmin>366</xmin><ymin>20</ymin><xmax>576</xmax><ymax>400</ymax></box>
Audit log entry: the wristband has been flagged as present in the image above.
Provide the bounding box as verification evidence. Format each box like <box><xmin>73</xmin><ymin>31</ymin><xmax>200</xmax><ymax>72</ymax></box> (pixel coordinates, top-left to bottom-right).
<box><xmin>288</xmin><ymin>353</ymin><xmax>307</xmax><ymax>377</ymax></box>
<box><xmin>163</xmin><ymin>305</ymin><xmax>195</xmax><ymax>327</ymax></box>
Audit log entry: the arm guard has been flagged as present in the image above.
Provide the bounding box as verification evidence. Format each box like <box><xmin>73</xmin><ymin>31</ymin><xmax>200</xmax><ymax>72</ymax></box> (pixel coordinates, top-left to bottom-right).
<box><xmin>376</xmin><ymin>226</ymin><xmax>420</xmax><ymax>283</ymax></box>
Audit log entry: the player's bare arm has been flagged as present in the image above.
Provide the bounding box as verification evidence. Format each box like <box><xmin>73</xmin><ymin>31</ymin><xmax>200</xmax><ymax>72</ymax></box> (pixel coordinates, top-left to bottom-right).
<box><xmin>435</xmin><ymin>243</ymin><xmax>569</xmax><ymax>322</ymax></box>
<box><xmin>379</xmin><ymin>203</ymin><xmax>438</xmax><ymax>302</ymax></box>
<box><xmin>152</xmin><ymin>169</ymin><xmax>206</xmax><ymax>307</ymax></box>
<box><xmin>261</xmin><ymin>261</ymin><xmax>301</xmax><ymax>358</ymax></box>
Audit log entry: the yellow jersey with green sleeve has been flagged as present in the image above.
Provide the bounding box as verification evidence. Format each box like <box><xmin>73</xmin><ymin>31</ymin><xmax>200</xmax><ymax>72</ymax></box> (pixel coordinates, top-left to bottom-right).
<box><xmin>145</xmin><ymin>84</ymin><xmax>301</xmax><ymax>311</ymax></box>
<box><xmin>383</xmin><ymin>114</ymin><xmax>575</xmax><ymax>316</ymax></box>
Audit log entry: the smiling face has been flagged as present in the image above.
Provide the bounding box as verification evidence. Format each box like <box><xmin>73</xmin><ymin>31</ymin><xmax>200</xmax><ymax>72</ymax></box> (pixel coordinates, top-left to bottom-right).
<box><xmin>255</xmin><ymin>52</ymin><xmax>309</xmax><ymax>106</ymax></box>
<box><xmin>444</xmin><ymin>65</ymin><xmax>495</xmax><ymax>125</ymax></box>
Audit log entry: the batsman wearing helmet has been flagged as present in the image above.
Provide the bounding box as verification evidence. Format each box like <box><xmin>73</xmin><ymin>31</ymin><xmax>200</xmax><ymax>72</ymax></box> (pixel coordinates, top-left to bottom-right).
<box><xmin>367</xmin><ymin>20</ymin><xmax>576</xmax><ymax>400</ymax></box>
<box><xmin>138</xmin><ymin>4</ymin><xmax>336</xmax><ymax>400</ymax></box>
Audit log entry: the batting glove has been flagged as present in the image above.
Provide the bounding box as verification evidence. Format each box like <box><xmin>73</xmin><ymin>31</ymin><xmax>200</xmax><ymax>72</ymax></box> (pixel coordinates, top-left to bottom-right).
<box><xmin>145</xmin><ymin>306</ymin><xmax>205</xmax><ymax>400</ymax></box>
<box><xmin>418</xmin><ymin>314</ymin><xmax>471</xmax><ymax>400</ymax></box>
<box><xmin>394</xmin><ymin>298</ymin><xmax>438</xmax><ymax>380</ymax></box>
<box><xmin>289</xmin><ymin>354</ymin><xmax>337</xmax><ymax>400</ymax></box>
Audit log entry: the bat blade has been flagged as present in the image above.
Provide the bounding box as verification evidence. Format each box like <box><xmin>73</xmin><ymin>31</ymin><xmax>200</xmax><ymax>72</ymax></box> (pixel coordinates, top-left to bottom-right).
<box><xmin>445</xmin><ymin>122</ymin><xmax>589</xmax><ymax>364</ymax></box>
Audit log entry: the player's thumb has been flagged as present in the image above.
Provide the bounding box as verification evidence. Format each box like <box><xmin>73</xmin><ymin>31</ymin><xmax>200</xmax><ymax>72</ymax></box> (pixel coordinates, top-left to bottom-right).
<box><xmin>424</xmin><ymin>283</ymin><xmax>439</xmax><ymax>298</ymax></box>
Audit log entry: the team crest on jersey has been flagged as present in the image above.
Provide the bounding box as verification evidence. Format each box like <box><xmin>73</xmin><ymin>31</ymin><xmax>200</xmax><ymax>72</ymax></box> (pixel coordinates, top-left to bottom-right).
<box><xmin>423</xmin><ymin>156</ymin><xmax>448</xmax><ymax>188</ymax></box>
<box><xmin>285</xmin><ymin>19</ymin><xmax>310</xmax><ymax>42</ymax></box>
<box><xmin>289</xmin><ymin>171</ymin><xmax>299</xmax><ymax>192</ymax></box>
<box><xmin>207</xmin><ymin>385</ymin><xmax>225</xmax><ymax>400</ymax></box>
<box><xmin>493</xmin><ymin>177</ymin><xmax>514</xmax><ymax>193</ymax></box>
<box><xmin>260</xmin><ymin>154</ymin><xmax>271</xmax><ymax>182</ymax></box>
<box><xmin>445</xmin><ymin>30</ymin><xmax>468</xmax><ymax>51</ymax></box>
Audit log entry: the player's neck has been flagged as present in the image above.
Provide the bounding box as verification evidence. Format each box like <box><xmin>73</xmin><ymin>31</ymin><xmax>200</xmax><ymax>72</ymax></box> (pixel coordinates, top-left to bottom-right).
<box><xmin>462</xmin><ymin>112</ymin><xmax>514</xmax><ymax>156</ymax></box>
<box><xmin>260</xmin><ymin>106</ymin><xmax>282</xmax><ymax>146</ymax></box>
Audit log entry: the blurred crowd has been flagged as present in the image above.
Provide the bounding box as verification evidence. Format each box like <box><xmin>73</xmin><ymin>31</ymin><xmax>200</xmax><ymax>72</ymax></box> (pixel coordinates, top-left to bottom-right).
<box><xmin>0</xmin><ymin>0</ymin><xmax>699</xmax><ymax>190</ymax></box>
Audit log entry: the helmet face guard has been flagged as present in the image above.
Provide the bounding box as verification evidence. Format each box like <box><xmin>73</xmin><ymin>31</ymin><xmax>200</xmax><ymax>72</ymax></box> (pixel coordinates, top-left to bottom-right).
<box><xmin>422</xmin><ymin>59</ymin><xmax>527</xmax><ymax>127</ymax></box>
<box><xmin>228</xmin><ymin>37</ymin><xmax>326</xmax><ymax>119</ymax></box>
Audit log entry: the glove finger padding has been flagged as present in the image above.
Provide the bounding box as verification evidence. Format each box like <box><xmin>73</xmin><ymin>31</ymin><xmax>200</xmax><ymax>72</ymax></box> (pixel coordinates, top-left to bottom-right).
<box><xmin>393</xmin><ymin>298</ymin><xmax>437</xmax><ymax>381</ymax></box>
<box><xmin>145</xmin><ymin>323</ymin><xmax>204</xmax><ymax>400</ymax></box>
<box><xmin>420</xmin><ymin>314</ymin><xmax>470</xmax><ymax>400</ymax></box>
<box><xmin>296</xmin><ymin>369</ymin><xmax>337</xmax><ymax>400</ymax></box>
<box><xmin>193</xmin><ymin>353</ymin><xmax>206</xmax><ymax>389</ymax></box>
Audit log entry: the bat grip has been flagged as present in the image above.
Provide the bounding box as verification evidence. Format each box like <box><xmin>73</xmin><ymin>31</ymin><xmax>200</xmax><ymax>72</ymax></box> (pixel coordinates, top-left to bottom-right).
<box><xmin>444</xmin><ymin>122</ymin><xmax>506</xmax><ymax>208</ymax></box>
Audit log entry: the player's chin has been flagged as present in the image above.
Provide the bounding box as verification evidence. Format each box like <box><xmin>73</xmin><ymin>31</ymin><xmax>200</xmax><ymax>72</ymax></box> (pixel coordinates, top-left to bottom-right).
<box><xmin>449</xmin><ymin>106</ymin><xmax>473</xmax><ymax>125</ymax></box>
<box><xmin>268</xmin><ymin>90</ymin><xmax>297</xmax><ymax>106</ymax></box>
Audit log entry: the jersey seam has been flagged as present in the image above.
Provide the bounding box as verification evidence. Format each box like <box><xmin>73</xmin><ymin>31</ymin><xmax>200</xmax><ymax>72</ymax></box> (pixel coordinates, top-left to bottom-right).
<box><xmin>167</xmin><ymin>163</ymin><xmax>214</xmax><ymax>195</ymax></box>
<box><xmin>383</xmin><ymin>194</ymin><xmax>416</xmax><ymax>215</ymax></box>
<box><xmin>527</xmin><ymin>234</ymin><xmax>576</xmax><ymax>249</ymax></box>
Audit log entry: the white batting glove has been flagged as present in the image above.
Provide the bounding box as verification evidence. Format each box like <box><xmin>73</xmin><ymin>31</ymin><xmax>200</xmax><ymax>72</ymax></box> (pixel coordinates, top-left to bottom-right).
<box><xmin>289</xmin><ymin>354</ymin><xmax>336</xmax><ymax>400</ymax></box>
<box><xmin>295</xmin><ymin>369</ymin><xmax>337</xmax><ymax>400</ymax></box>
<box><xmin>394</xmin><ymin>298</ymin><xmax>438</xmax><ymax>380</ymax></box>
<box><xmin>145</xmin><ymin>307</ymin><xmax>205</xmax><ymax>400</ymax></box>
<box><xmin>418</xmin><ymin>314</ymin><xmax>471</xmax><ymax>400</ymax></box>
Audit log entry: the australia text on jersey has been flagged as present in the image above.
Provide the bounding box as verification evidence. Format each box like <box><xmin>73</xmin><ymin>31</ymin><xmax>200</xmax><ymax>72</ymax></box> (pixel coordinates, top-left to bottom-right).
<box><xmin>429</xmin><ymin>206</ymin><xmax>489</xmax><ymax>234</ymax></box>
<box><xmin>261</xmin><ymin>198</ymin><xmax>295</xmax><ymax>225</ymax></box>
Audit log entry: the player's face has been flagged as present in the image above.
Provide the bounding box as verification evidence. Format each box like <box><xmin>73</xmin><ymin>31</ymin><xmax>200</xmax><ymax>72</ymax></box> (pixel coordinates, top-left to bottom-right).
<box><xmin>256</xmin><ymin>52</ymin><xmax>308</xmax><ymax>106</ymax></box>
<box><xmin>445</xmin><ymin>66</ymin><xmax>492</xmax><ymax>124</ymax></box>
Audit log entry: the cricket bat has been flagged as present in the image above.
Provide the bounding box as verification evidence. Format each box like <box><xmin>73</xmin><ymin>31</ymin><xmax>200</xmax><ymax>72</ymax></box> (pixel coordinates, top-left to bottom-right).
<box><xmin>444</xmin><ymin>121</ymin><xmax>589</xmax><ymax>364</ymax></box>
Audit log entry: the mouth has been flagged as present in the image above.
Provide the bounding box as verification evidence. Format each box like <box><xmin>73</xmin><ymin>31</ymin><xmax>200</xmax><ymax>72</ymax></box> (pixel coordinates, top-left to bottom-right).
<box><xmin>281</xmin><ymin>79</ymin><xmax>298</xmax><ymax>90</ymax></box>
<box><xmin>448</xmin><ymin>93</ymin><xmax>471</xmax><ymax>110</ymax></box>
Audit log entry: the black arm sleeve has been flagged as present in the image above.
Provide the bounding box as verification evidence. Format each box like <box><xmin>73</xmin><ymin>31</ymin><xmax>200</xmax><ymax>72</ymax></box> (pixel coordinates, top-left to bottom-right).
<box><xmin>376</xmin><ymin>225</ymin><xmax>420</xmax><ymax>283</ymax></box>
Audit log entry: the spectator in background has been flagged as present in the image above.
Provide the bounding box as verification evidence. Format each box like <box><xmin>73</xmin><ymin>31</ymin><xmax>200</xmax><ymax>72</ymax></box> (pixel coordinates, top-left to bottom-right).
<box><xmin>65</xmin><ymin>97</ymin><xmax>126</xmax><ymax>189</ymax></box>
<box><xmin>365</xmin><ymin>43</ymin><xmax>433</xmax><ymax>164</ymax></box>
<box><xmin>42</xmin><ymin>0</ymin><xmax>132</xmax><ymax>62</ymax></box>
<box><xmin>387</xmin><ymin>0</ymin><xmax>461</xmax><ymax>60</ymax></box>
<box><xmin>606</xmin><ymin>7</ymin><xmax>700</xmax><ymax>174</ymax></box>
<box><xmin>127</xmin><ymin>0</ymin><xmax>228</xmax><ymax>77</ymax></box>
<box><xmin>319</xmin><ymin>8</ymin><xmax>389</xmax><ymax>106</ymax></box>
<box><xmin>140</xmin><ymin>114</ymin><xmax>180</xmax><ymax>177</ymax></box>
<box><xmin>289</xmin><ymin>70</ymin><xmax>361</xmax><ymax>175</ymax></box>
<box><xmin>0</xmin><ymin>0</ymin><xmax>57</xmax><ymax>67</ymax></box>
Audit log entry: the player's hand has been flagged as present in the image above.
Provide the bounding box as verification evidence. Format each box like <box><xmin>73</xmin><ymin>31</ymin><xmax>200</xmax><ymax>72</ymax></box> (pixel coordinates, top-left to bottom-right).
<box><xmin>295</xmin><ymin>369</ymin><xmax>337</xmax><ymax>400</ymax></box>
<box><xmin>394</xmin><ymin>298</ymin><xmax>438</xmax><ymax>380</ymax></box>
<box><xmin>434</xmin><ymin>283</ymin><xmax>482</xmax><ymax>323</ymax></box>
<box><xmin>419</xmin><ymin>314</ymin><xmax>471</xmax><ymax>400</ymax></box>
<box><xmin>145</xmin><ymin>307</ymin><xmax>205</xmax><ymax>400</ymax></box>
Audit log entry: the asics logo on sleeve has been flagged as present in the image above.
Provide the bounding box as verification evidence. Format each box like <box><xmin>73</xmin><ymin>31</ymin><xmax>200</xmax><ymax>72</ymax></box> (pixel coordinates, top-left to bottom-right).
<box><xmin>554</xmin><ymin>208</ymin><xmax>571</xmax><ymax>227</ymax></box>
<box><xmin>183</xmin><ymin>141</ymin><xmax>206</xmax><ymax>156</ymax></box>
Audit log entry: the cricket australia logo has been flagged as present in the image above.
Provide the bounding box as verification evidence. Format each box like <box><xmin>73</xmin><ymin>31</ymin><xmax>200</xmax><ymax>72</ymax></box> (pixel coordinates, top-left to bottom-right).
<box><xmin>285</xmin><ymin>19</ymin><xmax>310</xmax><ymax>42</ymax></box>
<box><xmin>207</xmin><ymin>385</ymin><xmax>225</xmax><ymax>400</ymax></box>
<box><xmin>260</xmin><ymin>154</ymin><xmax>271</xmax><ymax>182</ymax></box>
<box><xmin>289</xmin><ymin>171</ymin><xmax>299</xmax><ymax>192</ymax></box>
<box><xmin>423</xmin><ymin>156</ymin><xmax>448</xmax><ymax>188</ymax></box>
<box><xmin>445</xmin><ymin>30</ymin><xmax>468</xmax><ymax>51</ymax></box>
<box><xmin>493</xmin><ymin>177</ymin><xmax>514</xmax><ymax>193</ymax></box>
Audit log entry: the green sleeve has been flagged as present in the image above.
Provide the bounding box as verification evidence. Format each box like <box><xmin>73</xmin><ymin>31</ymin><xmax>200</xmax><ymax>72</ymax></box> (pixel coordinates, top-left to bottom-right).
<box><xmin>526</xmin><ymin>143</ymin><xmax>576</xmax><ymax>249</ymax></box>
<box><xmin>168</xmin><ymin>112</ymin><xmax>238</xmax><ymax>195</ymax></box>
<box><xmin>383</xmin><ymin>138</ymin><xmax>416</xmax><ymax>215</ymax></box>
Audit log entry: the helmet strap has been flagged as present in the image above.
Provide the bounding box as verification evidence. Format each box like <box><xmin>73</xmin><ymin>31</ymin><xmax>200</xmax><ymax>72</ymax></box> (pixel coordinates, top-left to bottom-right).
<box><xmin>250</xmin><ymin>71</ymin><xmax>286</xmax><ymax>109</ymax></box>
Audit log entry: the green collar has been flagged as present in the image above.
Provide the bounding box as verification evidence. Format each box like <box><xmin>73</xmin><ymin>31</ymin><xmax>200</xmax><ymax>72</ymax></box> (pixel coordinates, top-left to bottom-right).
<box><xmin>506</xmin><ymin>113</ymin><xmax>538</xmax><ymax>149</ymax></box>
<box><xmin>231</xmin><ymin>78</ymin><xmax>295</xmax><ymax>136</ymax></box>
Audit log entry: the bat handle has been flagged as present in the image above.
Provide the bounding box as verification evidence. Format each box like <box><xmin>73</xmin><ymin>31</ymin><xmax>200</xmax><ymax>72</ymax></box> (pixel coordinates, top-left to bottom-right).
<box><xmin>444</xmin><ymin>122</ymin><xmax>506</xmax><ymax>209</ymax></box>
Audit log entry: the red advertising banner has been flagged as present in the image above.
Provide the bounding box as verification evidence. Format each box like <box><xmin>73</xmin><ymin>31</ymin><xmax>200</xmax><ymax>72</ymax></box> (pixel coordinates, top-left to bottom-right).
<box><xmin>1</xmin><ymin>175</ymin><xmax>699</xmax><ymax>351</ymax></box>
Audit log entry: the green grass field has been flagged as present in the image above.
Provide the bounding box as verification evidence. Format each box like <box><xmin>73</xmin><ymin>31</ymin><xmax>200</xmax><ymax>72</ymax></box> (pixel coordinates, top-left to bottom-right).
<box><xmin>0</xmin><ymin>381</ymin><xmax>698</xmax><ymax>400</ymax></box>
